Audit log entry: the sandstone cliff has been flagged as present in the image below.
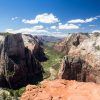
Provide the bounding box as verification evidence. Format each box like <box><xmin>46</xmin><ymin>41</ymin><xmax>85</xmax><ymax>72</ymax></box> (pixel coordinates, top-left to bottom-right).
<box><xmin>0</xmin><ymin>33</ymin><xmax>47</xmax><ymax>89</ymax></box>
<box><xmin>58</xmin><ymin>33</ymin><xmax>100</xmax><ymax>83</ymax></box>
<box><xmin>58</xmin><ymin>56</ymin><xmax>95</xmax><ymax>82</ymax></box>
<box><xmin>54</xmin><ymin>33</ymin><xmax>89</xmax><ymax>54</ymax></box>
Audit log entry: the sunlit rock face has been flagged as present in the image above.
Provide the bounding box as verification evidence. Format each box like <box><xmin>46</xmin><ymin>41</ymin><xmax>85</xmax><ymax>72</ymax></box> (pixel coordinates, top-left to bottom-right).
<box><xmin>0</xmin><ymin>33</ymin><xmax>47</xmax><ymax>89</ymax></box>
<box><xmin>58</xmin><ymin>33</ymin><xmax>100</xmax><ymax>83</ymax></box>
<box><xmin>54</xmin><ymin>33</ymin><xmax>89</xmax><ymax>54</ymax></box>
<box><xmin>58</xmin><ymin>56</ymin><xmax>95</xmax><ymax>82</ymax></box>
<box><xmin>21</xmin><ymin>79</ymin><xmax>100</xmax><ymax>100</ymax></box>
<box><xmin>69</xmin><ymin>33</ymin><xmax>100</xmax><ymax>68</ymax></box>
<box><xmin>22</xmin><ymin>34</ymin><xmax>47</xmax><ymax>62</ymax></box>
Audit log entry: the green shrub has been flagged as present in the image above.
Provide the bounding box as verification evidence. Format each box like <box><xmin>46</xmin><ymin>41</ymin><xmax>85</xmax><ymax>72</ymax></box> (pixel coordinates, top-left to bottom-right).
<box><xmin>3</xmin><ymin>87</ymin><xmax>25</xmax><ymax>99</ymax></box>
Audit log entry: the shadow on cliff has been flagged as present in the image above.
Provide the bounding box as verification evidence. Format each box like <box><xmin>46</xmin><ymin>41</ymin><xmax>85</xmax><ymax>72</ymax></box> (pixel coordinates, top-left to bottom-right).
<box><xmin>0</xmin><ymin>33</ymin><xmax>47</xmax><ymax>89</ymax></box>
<box><xmin>58</xmin><ymin>55</ymin><xmax>96</xmax><ymax>83</ymax></box>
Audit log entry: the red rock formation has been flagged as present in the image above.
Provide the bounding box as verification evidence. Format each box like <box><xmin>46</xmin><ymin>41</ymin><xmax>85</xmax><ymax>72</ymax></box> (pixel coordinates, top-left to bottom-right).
<box><xmin>21</xmin><ymin>79</ymin><xmax>100</xmax><ymax>100</ymax></box>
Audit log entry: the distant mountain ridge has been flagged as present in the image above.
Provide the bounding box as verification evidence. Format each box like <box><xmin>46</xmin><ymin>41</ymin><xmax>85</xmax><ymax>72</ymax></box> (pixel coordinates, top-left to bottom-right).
<box><xmin>36</xmin><ymin>35</ymin><xmax>63</xmax><ymax>43</ymax></box>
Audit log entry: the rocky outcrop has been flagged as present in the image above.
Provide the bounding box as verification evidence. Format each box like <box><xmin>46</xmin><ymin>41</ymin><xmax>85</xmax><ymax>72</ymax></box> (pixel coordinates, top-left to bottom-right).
<box><xmin>54</xmin><ymin>33</ymin><xmax>89</xmax><ymax>54</ymax></box>
<box><xmin>58</xmin><ymin>56</ymin><xmax>96</xmax><ymax>82</ymax></box>
<box><xmin>21</xmin><ymin>79</ymin><xmax>100</xmax><ymax>100</ymax></box>
<box><xmin>22</xmin><ymin>34</ymin><xmax>47</xmax><ymax>62</ymax></box>
<box><xmin>69</xmin><ymin>33</ymin><xmax>100</xmax><ymax>68</ymax></box>
<box><xmin>68</xmin><ymin>33</ymin><xmax>100</xmax><ymax>83</ymax></box>
<box><xmin>0</xmin><ymin>33</ymin><xmax>47</xmax><ymax>89</ymax></box>
<box><xmin>58</xmin><ymin>33</ymin><xmax>100</xmax><ymax>83</ymax></box>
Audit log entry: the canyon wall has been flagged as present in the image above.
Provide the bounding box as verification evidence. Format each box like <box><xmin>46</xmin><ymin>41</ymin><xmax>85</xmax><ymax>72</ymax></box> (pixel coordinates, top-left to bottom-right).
<box><xmin>0</xmin><ymin>33</ymin><xmax>47</xmax><ymax>89</ymax></box>
<box><xmin>57</xmin><ymin>33</ymin><xmax>100</xmax><ymax>83</ymax></box>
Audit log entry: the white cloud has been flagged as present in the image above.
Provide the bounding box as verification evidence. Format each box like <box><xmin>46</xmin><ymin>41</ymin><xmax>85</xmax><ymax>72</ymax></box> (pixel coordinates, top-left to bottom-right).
<box><xmin>85</xmin><ymin>17</ymin><xmax>97</xmax><ymax>22</ymax></box>
<box><xmin>5</xmin><ymin>25</ymin><xmax>48</xmax><ymax>34</ymax></box>
<box><xmin>68</xmin><ymin>17</ymin><xmax>97</xmax><ymax>24</ymax></box>
<box><xmin>11</xmin><ymin>17</ymin><xmax>18</xmax><ymax>21</ymax></box>
<box><xmin>22</xmin><ymin>13</ymin><xmax>59</xmax><ymax>24</ymax></box>
<box><xmin>92</xmin><ymin>30</ymin><xmax>100</xmax><ymax>33</ymax></box>
<box><xmin>68</xmin><ymin>19</ymin><xmax>85</xmax><ymax>23</ymax></box>
<box><xmin>22</xmin><ymin>19</ymin><xmax>38</xmax><ymax>24</ymax></box>
<box><xmin>50</xmin><ymin>26</ymin><xmax>57</xmax><ymax>29</ymax></box>
<box><xmin>58</xmin><ymin>23</ymin><xmax>79</xmax><ymax>30</ymax></box>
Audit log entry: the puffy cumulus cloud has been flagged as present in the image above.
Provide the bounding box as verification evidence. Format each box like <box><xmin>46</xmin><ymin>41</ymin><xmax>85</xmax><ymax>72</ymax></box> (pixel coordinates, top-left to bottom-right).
<box><xmin>58</xmin><ymin>23</ymin><xmax>79</xmax><ymax>30</ymax></box>
<box><xmin>22</xmin><ymin>19</ymin><xmax>38</xmax><ymax>24</ymax></box>
<box><xmin>92</xmin><ymin>30</ymin><xmax>100</xmax><ymax>33</ymax></box>
<box><xmin>5</xmin><ymin>25</ymin><xmax>48</xmax><ymax>34</ymax></box>
<box><xmin>68</xmin><ymin>17</ymin><xmax>97</xmax><ymax>24</ymax></box>
<box><xmin>22</xmin><ymin>13</ymin><xmax>59</xmax><ymax>24</ymax></box>
<box><xmin>11</xmin><ymin>17</ymin><xmax>19</xmax><ymax>21</ymax></box>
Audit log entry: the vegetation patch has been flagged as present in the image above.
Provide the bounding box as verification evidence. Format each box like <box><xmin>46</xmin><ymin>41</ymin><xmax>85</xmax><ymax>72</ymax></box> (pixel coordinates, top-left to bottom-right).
<box><xmin>42</xmin><ymin>42</ymin><xmax>64</xmax><ymax>79</ymax></box>
<box><xmin>1</xmin><ymin>87</ymin><xmax>25</xmax><ymax>100</ymax></box>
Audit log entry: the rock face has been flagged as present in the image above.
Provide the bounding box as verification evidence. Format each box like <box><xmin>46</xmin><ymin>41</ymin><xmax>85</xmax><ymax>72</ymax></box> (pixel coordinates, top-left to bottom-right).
<box><xmin>69</xmin><ymin>33</ymin><xmax>100</xmax><ymax>68</ymax></box>
<box><xmin>22</xmin><ymin>34</ymin><xmax>47</xmax><ymax>62</ymax></box>
<box><xmin>54</xmin><ymin>33</ymin><xmax>89</xmax><ymax>54</ymax></box>
<box><xmin>58</xmin><ymin>33</ymin><xmax>100</xmax><ymax>83</ymax></box>
<box><xmin>21</xmin><ymin>79</ymin><xmax>100</xmax><ymax>100</ymax></box>
<box><xmin>58</xmin><ymin>56</ymin><xmax>93</xmax><ymax>82</ymax></box>
<box><xmin>0</xmin><ymin>33</ymin><xmax>47</xmax><ymax>89</ymax></box>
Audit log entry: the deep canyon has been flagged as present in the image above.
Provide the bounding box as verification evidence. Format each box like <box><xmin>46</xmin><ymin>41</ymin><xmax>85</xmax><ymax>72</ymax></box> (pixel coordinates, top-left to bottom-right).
<box><xmin>0</xmin><ymin>33</ymin><xmax>100</xmax><ymax>100</ymax></box>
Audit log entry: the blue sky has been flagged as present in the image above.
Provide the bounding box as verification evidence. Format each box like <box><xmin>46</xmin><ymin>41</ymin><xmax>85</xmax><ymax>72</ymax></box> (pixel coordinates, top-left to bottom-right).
<box><xmin>0</xmin><ymin>0</ymin><xmax>100</xmax><ymax>37</ymax></box>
